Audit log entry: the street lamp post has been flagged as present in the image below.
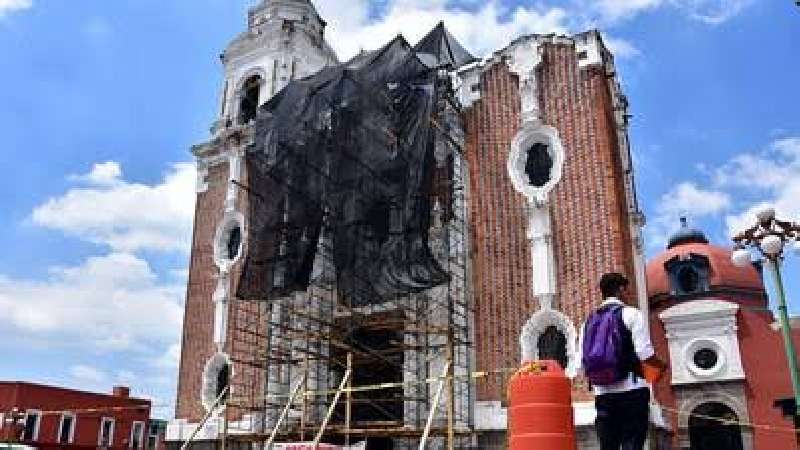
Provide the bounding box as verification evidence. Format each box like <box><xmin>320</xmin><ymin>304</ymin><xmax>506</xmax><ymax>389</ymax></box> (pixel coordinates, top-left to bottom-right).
<box><xmin>732</xmin><ymin>207</ymin><xmax>800</xmax><ymax>433</ymax></box>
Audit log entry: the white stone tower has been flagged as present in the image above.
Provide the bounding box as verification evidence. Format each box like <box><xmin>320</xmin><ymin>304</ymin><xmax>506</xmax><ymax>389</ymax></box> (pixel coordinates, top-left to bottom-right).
<box><xmin>213</xmin><ymin>0</ymin><xmax>338</xmax><ymax>133</ymax></box>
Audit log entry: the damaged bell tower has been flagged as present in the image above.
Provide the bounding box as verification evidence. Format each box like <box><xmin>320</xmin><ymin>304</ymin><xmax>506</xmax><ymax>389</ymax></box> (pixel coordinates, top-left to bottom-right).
<box><xmin>172</xmin><ymin>1</ymin><xmax>474</xmax><ymax>448</ymax></box>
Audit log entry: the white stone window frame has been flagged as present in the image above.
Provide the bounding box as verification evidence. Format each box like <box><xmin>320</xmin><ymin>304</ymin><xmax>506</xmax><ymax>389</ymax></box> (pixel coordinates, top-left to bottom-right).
<box><xmin>678</xmin><ymin>390</ymin><xmax>754</xmax><ymax>450</ymax></box>
<box><xmin>23</xmin><ymin>409</ymin><xmax>42</xmax><ymax>441</ymax></box>
<box><xmin>684</xmin><ymin>338</ymin><xmax>726</xmax><ymax>379</ymax></box>
<box><xmin>201</xmin><ymin>352</ymin><xmax>234</xmax><ymax>412</ymax></box>
<box><xmin>57</xmin><ymin>411</ymin><xmax>76</xmax><ymax>444</ymax></box>
<box><xmin>129</xmin><ymin>420</ymin><xmax>145</xmax><ymax>449</ymax></box>
<box><xmin>660</xmin><ymin>299</ymin><xmax>745</xmax><ymax>385</ymax></box>
<box><xmin>213</xmin><ymin>212</ymin><xmax>246</xmax><ymax>274</ymax></box>
<box><xmin>520</xmin><ymin>307</ymin><xmax>579</xmax><ymax>378</ymax></box>
<box><xmin>507</xmin><ymin>124</ymin><xmax>566</xmax><ymax>205</ymax></box>
<box><xmin>98</xmin><ymin>416</ymin><xmax>115</xmax><ymax>447</ymax></box>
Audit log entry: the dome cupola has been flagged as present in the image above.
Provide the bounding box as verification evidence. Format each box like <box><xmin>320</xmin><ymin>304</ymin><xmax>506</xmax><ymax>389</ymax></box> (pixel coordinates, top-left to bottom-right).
<box><xmin>646</xmin><ymin>219</ymin><xmax>765</xmax><ymax>303</ymax></box>
<box><xmin>667</xmin><ymin>217</ymin><xmax>709</xmax><ymax>249</ymax></box>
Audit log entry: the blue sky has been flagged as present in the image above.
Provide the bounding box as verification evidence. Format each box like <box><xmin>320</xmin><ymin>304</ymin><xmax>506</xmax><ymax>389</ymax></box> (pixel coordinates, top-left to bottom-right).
<box><xmin>0</xmin><ymin>0</ymin><xmax>798</xmax><ymax>418</ymax></box>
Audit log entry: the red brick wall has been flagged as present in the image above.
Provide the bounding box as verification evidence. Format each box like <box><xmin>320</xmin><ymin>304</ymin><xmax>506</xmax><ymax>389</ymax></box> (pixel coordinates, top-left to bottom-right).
<box><xmin>175</xmin><ymin>160</ymin><xmax>229</xmax><ymax>421</ymax></box>
<box><xmin>175</xmin><ymin>146</ymin><xmax>266</xmax><ymax>422</ymax></box>
<box><xmin>463</xmin><ymin>62</ymin><xmax>534</xmax><ymax>401</ymax></box>
<box><xmin>463</xmin><ymin>42</ymin><xmax>639</xmax><ymax>401</ymax></box>
<box><xmin>0</xmin><ymin>383</ymin><xmax>149</xmax><ymax>449</ymax></box>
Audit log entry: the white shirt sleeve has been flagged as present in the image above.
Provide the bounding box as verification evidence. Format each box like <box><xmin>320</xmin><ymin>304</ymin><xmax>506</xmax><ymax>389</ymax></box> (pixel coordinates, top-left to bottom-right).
<box><xmin>622</xmin><ymin>307</ymin><xmax>655</xmax><ymax>361</ymax></box>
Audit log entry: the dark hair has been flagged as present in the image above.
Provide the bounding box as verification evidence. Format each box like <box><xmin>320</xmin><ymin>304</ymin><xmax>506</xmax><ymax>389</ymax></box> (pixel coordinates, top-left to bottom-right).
<box><xmin>599</xmin><ymin>272</ymin><xmax>629</xmax><ymax>298</ymax></box>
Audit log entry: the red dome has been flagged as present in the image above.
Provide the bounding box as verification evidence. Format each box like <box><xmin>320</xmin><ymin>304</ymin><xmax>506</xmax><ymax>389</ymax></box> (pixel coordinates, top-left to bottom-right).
<box><xmin>646</xmin><ymin>241</ymin><xmax>764</xmax><ymax>300</ymax></box>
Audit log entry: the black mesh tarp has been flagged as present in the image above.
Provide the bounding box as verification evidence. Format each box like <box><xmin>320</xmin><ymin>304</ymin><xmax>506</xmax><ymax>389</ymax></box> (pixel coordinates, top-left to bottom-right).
<box><xmin>414</xmin><ymin>21</ymin><xmax>477</xmax><ymax>69</ymax></box>
<box><xmin>237</xmin><ymin>33</ymin><xmax>463</xmax><ymax>306</ymax></box>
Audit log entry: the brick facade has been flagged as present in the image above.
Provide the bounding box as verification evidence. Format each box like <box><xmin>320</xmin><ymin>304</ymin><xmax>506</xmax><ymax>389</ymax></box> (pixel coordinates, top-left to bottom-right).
<box><xmin>464</xmin><ymin>42</ymin><xmax>640</xmax><ymax>401</ymax></box>
<box><xmin>175</xmin><ymin>157</ymin><xmax>229</xmax><ymax>422</ymax></box>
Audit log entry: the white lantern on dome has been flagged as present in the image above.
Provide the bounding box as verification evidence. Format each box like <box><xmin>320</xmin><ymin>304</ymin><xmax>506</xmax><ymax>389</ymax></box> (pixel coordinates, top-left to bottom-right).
<box><xmin>731</xmin><ymin>248</ymin><xmax>753</xmax><ymax>268</ymax></box>
<box><xmin>761</xmin><ymin>234</ymin><xmax>785</xmax><ymax>257</ymax></box>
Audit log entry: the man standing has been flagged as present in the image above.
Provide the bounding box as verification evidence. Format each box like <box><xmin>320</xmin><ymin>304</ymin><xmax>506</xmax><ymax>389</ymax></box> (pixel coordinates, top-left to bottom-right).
<box><xmin>580</xmin><ymin>272</ymin><xmax>666</xmax><ymax>450</ymax></box>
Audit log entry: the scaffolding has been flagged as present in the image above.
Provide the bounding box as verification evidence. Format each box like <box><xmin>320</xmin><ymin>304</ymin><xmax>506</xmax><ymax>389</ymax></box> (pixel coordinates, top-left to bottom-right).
<box><xmin>223</xmin><ymin>37</ymin><xmax>475</xmax><ymax>450</ymax></box>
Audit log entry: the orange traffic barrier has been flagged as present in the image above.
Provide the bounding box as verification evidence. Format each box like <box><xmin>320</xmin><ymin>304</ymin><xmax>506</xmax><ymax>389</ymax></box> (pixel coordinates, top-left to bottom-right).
<box><xmin>507</xmin><ymin>360</ymin><xmax>577</xmax><ymax>450</ymax></box>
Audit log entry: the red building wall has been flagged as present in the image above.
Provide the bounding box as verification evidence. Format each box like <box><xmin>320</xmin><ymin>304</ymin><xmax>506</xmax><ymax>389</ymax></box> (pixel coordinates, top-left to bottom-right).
<box><xmin>647</xmin><ymin>242</ymin><xmax>800</xmax><ymax>449</ymax></box>
<box><xmin>0</xmin><ymin>383</ymin><xmax>150</xmax><ymax>449</ymax></box>
<box><xmin>651</xmin><ymin>301</ymin><xmax>800</xmax><ymax>449</ymax></box>
<box><xmin>738</xmin><ymin>307</ymin><xmax>800</xmax><ymax>448</ymax></box>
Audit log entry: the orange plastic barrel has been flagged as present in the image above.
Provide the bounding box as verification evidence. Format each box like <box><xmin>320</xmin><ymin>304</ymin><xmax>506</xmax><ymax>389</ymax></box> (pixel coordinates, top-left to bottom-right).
<box><xmin>507</xmin><ymin>360</ymin><xmax>577</xmax><ymax>450</ymax></box>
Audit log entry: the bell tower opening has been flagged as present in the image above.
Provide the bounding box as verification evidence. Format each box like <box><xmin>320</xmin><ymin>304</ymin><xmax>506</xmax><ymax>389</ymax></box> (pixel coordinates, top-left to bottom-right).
<box><xmin>238</xmin><ymin>75</ymin><xmax>262</xmax><ymax>125</ymax></box>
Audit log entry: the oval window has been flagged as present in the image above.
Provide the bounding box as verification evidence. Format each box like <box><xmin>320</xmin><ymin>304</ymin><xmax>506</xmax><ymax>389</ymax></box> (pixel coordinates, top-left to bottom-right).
<box><xmin>227</xmin><ymin>226</ymin><xmax>242</xmax><ymax>261</ymax></box>
<box><xmin>524</xmin><ymin>143</ymin><xmax>553</xmax><ymax>188</ymax></box>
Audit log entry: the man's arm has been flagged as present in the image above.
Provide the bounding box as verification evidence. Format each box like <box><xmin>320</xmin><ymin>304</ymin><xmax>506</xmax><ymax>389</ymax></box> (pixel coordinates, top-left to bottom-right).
<box><xmin>625</xmin><ymin>307</ymin><xmax>667</xmax><ymax>370</ymax></box>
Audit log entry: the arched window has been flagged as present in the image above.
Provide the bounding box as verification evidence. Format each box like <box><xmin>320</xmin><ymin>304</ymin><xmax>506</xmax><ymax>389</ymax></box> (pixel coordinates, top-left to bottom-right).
<box><xmin>689</xmin><ymin>402</ymin><xmax>744</xmax><ymax>450</ymax></box>
<box><xmin>537</xmin><ymin>325</ymin><xmax>568</xmax><ymax>369</ymax></box>
<box><xmin>665</xmin><ymin>253</ymin><xmax>711</xmax><ymax>296</ymax></box>
<box><xmin>238</xmin><ymin>75</ymin><xmax>262</xmax><ymax>124</ymax></box>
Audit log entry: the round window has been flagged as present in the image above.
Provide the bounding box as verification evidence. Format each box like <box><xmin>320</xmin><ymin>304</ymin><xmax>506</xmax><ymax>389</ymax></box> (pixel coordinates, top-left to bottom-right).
<box><xmin>693</xmin><ymin>348</ymin><xmax>719</xmax><ymax>370</ymax></box>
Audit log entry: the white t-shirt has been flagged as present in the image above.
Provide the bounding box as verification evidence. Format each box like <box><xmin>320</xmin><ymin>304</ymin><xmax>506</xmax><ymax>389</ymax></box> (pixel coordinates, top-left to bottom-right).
<box><xmin>578</xmin><ymin>297</ymin><xmax>655</xmax><ymax>395</ymax></box>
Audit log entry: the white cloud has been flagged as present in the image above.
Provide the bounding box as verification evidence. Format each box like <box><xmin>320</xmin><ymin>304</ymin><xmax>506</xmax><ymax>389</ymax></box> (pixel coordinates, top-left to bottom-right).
<box><xmin>603</xmin><ymin>35</ymin><xmax>642</xmax><ymax>59</ymax></box>
<box><xmin>648</xmin><ymin>136</ymin><xmax>800</xmax><ymax>250</ymax></box>
<box><xmin>32</xmin><ymin>162</ymin><xmax>196</xmax><ymax>254</ymax></box>
<box><xmin>670</xmin><ymin>0</ymin><xmax>753</xmax><ymax>25</ymax></box>
<box><xmin>659</xmin><ymin>182</ymin><xmax>732</xmax><ymax>217</ymax></box>
<box><xmin>316</xmin><ymin>0</ymin><xmax>570</xmax><ymax>60</ymax></box>
<box><xmin>647</xmin><ymin>181</ymin><xmax>731</xmax><ymax>248</ymax></box>
<box><xmin>773</xmin><ymin>137</ymin><xmax>800</xmax><ymax>159</ymax></box>
<box><xmin>722</xmin><ymin>137</ymin><xmax>800</xmax><ymax>238</ymax></box>
<box><xmin>0</xmin><ymin>252</ymin><xmax>184</xmax><ymax>352</ymax></box>
<box><xmin>70</xmin><ymin>364</ymin><xmax>108</xmax><ymax>383</ymax></box>
<box><xmin>69</xmin><ymin>161</ymin><xmax>123</xmax><ymax>186</ymax></box>
<box><xmin>579</xmin><ymin>0</ymin><xmax>750</xmax><ymax>25</ymax></box>
<box><xmin>0</xmin><ymin>0</ymin><xmax>31</xmax><ymax>18</ymax></box>
<box><xmin>592</xmin><ymin>0</ymin><xmax>664</xmax><ymax>22</ymax></box>
<box><xmin>712</xmin><ymin>152</ymin><xmax>795</xmax><ymax>190</ymax></box>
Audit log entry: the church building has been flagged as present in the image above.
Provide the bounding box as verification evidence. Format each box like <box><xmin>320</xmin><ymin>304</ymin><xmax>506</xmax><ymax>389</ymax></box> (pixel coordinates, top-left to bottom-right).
<box><xmin>167</xmin><ymin>0</ymin><xmax>658</xmax><ymax>448</ymax></box>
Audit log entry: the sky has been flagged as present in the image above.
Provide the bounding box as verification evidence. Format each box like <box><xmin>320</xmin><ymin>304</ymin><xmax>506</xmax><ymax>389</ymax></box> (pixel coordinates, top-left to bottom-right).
<box><xmin>0</xmin><ymin>0</ymin><xmax>798</xmax><ymax>418</ymax></box>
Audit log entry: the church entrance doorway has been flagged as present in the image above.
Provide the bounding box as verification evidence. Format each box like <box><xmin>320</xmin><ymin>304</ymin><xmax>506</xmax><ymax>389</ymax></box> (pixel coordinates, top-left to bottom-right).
<box><xmin>688</xmin><ymin>402</ymin><xmax>744</xmax><ymax>450</ymax></box>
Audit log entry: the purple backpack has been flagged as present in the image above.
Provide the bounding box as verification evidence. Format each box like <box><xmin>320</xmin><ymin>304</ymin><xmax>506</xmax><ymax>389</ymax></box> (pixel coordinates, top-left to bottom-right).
<box><xmin>582</xmin><ymin>305</ymin><xmax>638</xmax><ymax>386</ymax></box>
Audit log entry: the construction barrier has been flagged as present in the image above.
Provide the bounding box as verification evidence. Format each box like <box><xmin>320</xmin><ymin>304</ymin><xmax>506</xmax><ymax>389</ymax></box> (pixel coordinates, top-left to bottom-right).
<box><xmin>507</xmin><ymin>360</ymin><xmax>577</xmax><ymax>450</ymax></box>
